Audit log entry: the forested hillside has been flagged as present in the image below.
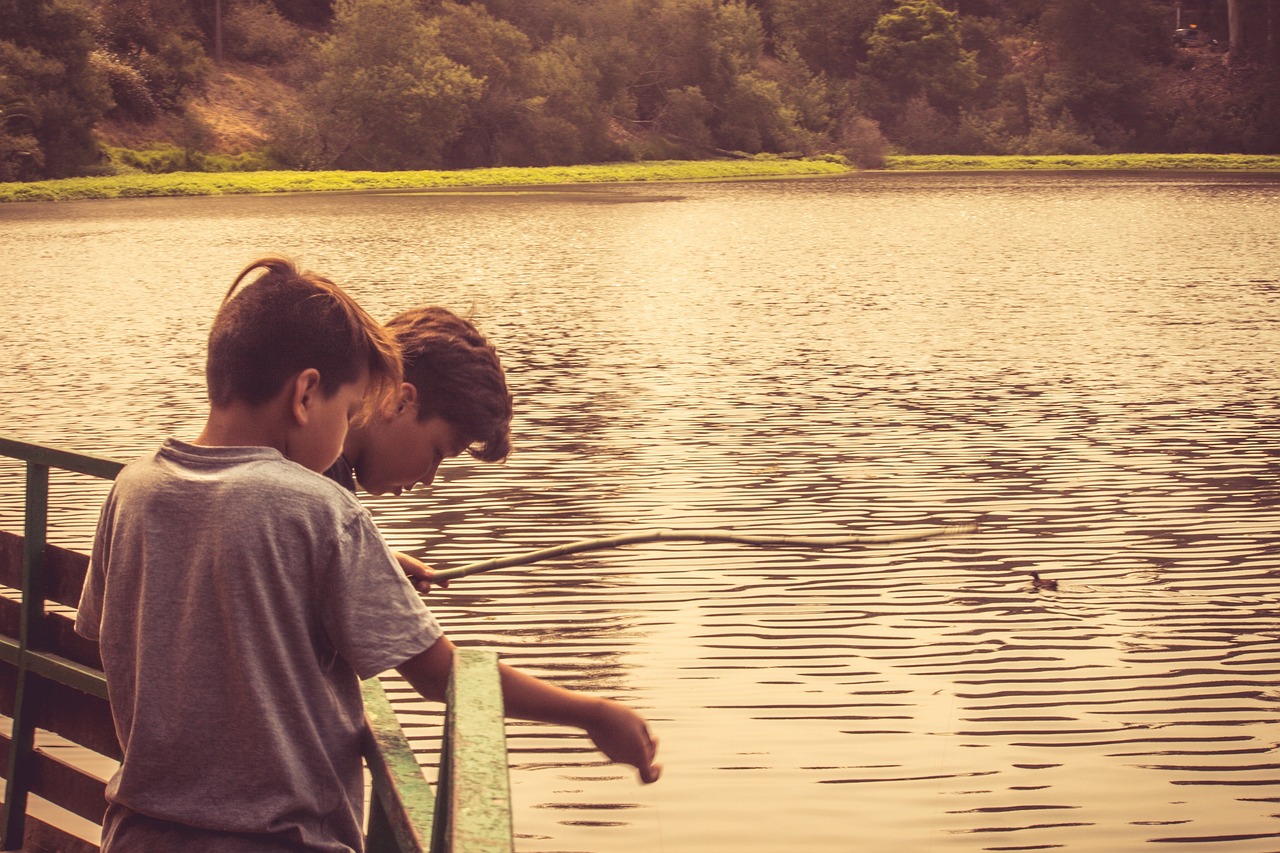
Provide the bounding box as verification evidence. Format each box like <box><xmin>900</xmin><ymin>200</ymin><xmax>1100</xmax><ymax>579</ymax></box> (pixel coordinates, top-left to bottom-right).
<box><xmin>2</xmin><ymin>0</ymin><xmax>1277</xmax><ymax>181</ymax></box>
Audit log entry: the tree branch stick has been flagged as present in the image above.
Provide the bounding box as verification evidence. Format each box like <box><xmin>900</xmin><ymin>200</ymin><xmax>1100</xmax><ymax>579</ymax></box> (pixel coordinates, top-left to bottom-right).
<box><xmin>432</xmin><ymin>523</ymin><xmax>979</xmax><ymax>582</ymax></box>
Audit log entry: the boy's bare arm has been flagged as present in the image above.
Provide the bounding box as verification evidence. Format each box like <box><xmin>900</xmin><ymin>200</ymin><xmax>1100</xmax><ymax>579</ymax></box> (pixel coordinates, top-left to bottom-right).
<box><xmin>396</xmin><ymin>638</ymin><xmax>661</xmax><ymax>784</ymax></box>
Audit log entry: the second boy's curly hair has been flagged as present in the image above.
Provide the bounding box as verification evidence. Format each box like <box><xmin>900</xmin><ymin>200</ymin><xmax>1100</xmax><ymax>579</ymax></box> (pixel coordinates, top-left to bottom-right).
<box><xmin>387</xmin><ymin>307</ymin><xmax>513</xmax><ymax>463</ymax></box>
<box><xmin>207</xmin><ymin>258</ymin><xmax>402</xmax><ymax>417</ymax></box>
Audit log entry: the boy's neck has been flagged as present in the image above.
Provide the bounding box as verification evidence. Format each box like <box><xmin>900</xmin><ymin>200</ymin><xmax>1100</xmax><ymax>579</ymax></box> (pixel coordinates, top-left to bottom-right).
<box><xmin>196</xmin><ymin>401</ymin><xmax>289</xmax><ymax>454</ymax></box>
<box><xmin>341</xmin><ymin>423</ymin><xmax>369</xmax><ymax>468</ymax></box>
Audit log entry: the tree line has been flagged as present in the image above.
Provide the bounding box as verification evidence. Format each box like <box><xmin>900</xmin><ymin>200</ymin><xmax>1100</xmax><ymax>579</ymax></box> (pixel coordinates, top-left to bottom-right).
<box><xmin>2</xmin><ymin>0</ymin><xmax>1278</xmax><ymax>181</ymax></box>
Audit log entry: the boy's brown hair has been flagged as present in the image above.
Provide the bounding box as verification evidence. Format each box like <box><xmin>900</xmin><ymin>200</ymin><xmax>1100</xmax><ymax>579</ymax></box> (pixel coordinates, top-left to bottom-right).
<box><xmin>207</xmin><ymin>258</ymin><xmax>402</xmax><ymax>416</ymax></box>
<box><xmin>387</xmin><ymin>307</ymin><xmax>513</xmax><ymax>463</ymax></box>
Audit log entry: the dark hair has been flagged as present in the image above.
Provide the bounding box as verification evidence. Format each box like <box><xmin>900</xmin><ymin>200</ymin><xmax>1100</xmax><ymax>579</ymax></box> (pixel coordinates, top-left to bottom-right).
<box><xmin>206</xmin><ymin>257</ymin><xmax>402</xmax><ymax>415</ymax></box>
<box><xmin>387</xmin><ymin>306</ymin><xmax>513</xmax><ymax>463</ymax></box>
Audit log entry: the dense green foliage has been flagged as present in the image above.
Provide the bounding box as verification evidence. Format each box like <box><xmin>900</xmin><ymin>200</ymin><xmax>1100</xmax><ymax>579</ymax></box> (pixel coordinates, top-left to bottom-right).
<box><xmin>2</xmin><ymin>0</ymin><xmax>1278</xmax><ymax>180</ymax></box>
<box><xmin>309</xmin><ymin>0</ymin><xmax>482</xmax><ymax>169</ymax></box>
<box><xmin>0</xmin><ymin>0</ymin><xmax>111</xmax><ymax>178</ymax></box>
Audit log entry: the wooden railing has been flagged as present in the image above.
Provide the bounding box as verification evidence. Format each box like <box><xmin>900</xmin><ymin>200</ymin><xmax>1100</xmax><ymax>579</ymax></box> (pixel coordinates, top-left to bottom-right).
<box><xmin>0</xmin><ymin>437</ymin><xmax>513</xmax><ymax>853</ymax></box>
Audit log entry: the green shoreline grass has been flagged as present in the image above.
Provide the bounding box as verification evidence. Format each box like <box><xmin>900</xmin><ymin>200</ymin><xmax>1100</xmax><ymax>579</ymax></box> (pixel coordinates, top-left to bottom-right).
<box><xmin>885</xmin><ymin>153</ymin><xmax>1280</xmax><ymax>171</ymax></box>
<box><xmin>0</xmin><ymin>159</ymin><xmax>846</xmax><ymax>203</ymax></box>
<box><xmin>3</xmin><ymin>153</ymin><xmax>1278</xmax><ymax>203</ymax></box>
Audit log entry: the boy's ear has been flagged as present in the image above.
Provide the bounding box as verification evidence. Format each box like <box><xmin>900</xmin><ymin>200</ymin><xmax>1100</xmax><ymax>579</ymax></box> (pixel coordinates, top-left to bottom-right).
<box><xmin>290</xmin><ymin>369</ymin><xmax>324</xmax><ymax>426</ymax></box>
<box><xmin>398</xmin><ymin>381</ymin><xmax>418</xmax><ymax>411</ymax></box>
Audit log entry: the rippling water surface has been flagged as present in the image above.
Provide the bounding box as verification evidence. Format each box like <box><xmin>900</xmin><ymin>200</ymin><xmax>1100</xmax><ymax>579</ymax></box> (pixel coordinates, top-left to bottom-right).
<box><xmin>2</xmin><ymin>172</ymin><xmax>1278</xmax><ymax>852</ymax></box>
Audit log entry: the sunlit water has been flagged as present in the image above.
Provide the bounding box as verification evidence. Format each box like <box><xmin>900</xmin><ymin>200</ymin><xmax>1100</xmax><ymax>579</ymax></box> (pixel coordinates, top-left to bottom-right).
<box><xmin>2</xmin><ymin>172</ymin><xmax>1278</xmax><ymax>852</ymax></box>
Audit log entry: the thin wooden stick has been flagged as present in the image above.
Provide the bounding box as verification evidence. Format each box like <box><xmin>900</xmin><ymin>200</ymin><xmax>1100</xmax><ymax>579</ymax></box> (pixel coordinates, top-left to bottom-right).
<box><xmin>432</xmin><ymin>523</ymin><xmax>979</xmax><ymax>582</ymax></box>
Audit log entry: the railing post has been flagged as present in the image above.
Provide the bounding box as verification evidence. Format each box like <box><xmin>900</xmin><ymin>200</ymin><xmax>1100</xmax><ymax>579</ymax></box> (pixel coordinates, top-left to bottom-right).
<box><xmin>1</xmin><ymin>460</ymin><xmax>50</xmax><ymax>849</ymax></box>
<box><xmin>432</xmin><ymin>649</ymin><xmax>513</xmax><ymax>853</ymax></box>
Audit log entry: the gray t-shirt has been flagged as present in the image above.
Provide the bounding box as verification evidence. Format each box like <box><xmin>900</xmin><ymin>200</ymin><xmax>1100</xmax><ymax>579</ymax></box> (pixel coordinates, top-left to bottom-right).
<box><xmin>76</xmin><ymin>439</ymin><xmax>442</xmax><ymax>851</ymax></box>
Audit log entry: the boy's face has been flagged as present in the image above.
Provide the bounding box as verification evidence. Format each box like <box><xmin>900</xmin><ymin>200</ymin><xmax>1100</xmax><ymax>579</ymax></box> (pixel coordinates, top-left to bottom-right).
<box><xmin>356</xmin><ymin>409</ymin><xmax>470</xmax><ymax>496</ymax></box>
<box><xmin>294</xmin><ymin>376</ymin><xmax>369</xmax><ymax>474</ymax></box>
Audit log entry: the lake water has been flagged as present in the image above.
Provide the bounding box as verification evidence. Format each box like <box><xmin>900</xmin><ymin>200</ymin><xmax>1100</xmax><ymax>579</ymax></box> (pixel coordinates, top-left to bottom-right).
<box><xmin>1</xmin><ymin>171</ymin><xmax>1278</xmax><ymax>852</ymax></box>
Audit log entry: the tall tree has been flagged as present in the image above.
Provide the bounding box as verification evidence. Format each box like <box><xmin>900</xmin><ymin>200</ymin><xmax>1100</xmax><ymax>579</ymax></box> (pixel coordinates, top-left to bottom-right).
<box><xmin>271</xmin><ymin>0</ymin><xmax>335</xmax><ymax>26</ymax></box>
<box><xmin>433</xmin><ymin>1</ymin><xmax>613</xmax><ymax>166</ymax></box>
<box><xmin>769</xmin><ymin>0</ymin><xmax>882</xmax><ymax>78</ymax></box>
<box><xmin>311</xmin><ymin>0</ymin><xmax>482</xmax><ymax>169</ymax></box>
<box><xmin>97</xmin><ymin>0</ymin><xmax>210</xmax><ymax>112</ymax></box>
<box><xmin>1228</xmin><ymin>0</ymin><xmax>1277</xmax><ymax>66</ymax></box>
<box><xmin>1038</xmin><ymin>0</ymin><xmax>1165</xmax><ymax>149</ymax></box>
<box><xmin>861</xmin><ymin>0</ymin><xmax>982</xmax><ymax>115</ymax></box>
<box><xmin>0</xmin><ymin>0</ymin><xmax>111</xmax><ymax>178</ymax></box>
<box><xmin>1224</xmin><ymin>0</ymin><xmax>1279</xmax><ymax>151</ymax></box>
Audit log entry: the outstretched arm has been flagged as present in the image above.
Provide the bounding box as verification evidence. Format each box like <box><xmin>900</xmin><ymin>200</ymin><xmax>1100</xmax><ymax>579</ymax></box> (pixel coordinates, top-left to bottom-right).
<box><xmin>396</xmin><ymin>636</ymin><xmax>661</xmax><ymax>784</ymax></box>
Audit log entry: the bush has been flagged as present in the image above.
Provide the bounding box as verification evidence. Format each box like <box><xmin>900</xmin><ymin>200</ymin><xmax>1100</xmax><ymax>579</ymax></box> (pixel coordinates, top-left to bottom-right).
<box><xmin>0</xmin><ymin>92</ymin><xmax>41</xmax><ymax>180</ymax></box>
<box><xmin>106</xmin><ymin>144</ymin><xmax>188</xmax><ymax>172</ymax></box>
<box><xmin>264</xmin><ymin>110</ymin><xmax>327</xmax><ymax>170</ymax></box>
<box><xmin>951</xmin><ymin>109</ymin><xmax>1010</xmax><ymax>155</ymax></box>
<box><xmin>834</xmin><ymin>112</ymin><xmax>888</xmax><ymax>168</ymax></box>
<box><xmin>105</xmin><ymin>143</ymin><xmax>279</xmax><ymax>173</ymax></box>
<box><xmin>0</xmin><ymin>101</ymin><xmax>44</xmax><ymax>181</ymax></box>
<box><xmin>224</xmin><ymin>1</ymin><xmax>305</xmax><ymax>64</ymax></box>
<box><xmin>655</xmin><ymin>86</ymin><xmax>714</xmax><ymax>148</ymax></box>
<box><xmin>713</xmin><ymin>72</ymin><xmax>793</xmax><ymax>153</ymax></box>
<box><xmin>135</xmin><ymin>32</ymin><xmax>210</xmax><ymax>110</ymax></box>
<box><xmin>1019</xmin><ymin>113</ymin><xmax>1100</xmax><ymax>155</ymax></box>
<box><xmin>91</xmin><ymin>50</ymin><xmax>157</xmax><ymax>121</ymax></box>
<box><xmin>624</xmin><ymin>134</ymin><xmax>707</xmax><ymax>161</ymax></box>
<box><xmin>497</xmin><ymin>111</ymin><xmax>585</xmax><ymax>166</ymax></box>
<box><xmin>94</xmin><ymin>0</ymin><xmax>209</xmax><ymax>112</ymax></box>
<box><xmin>889</xmin><ymin>95</ymin><xmax>954</xmax><ymax>154</ymax></box>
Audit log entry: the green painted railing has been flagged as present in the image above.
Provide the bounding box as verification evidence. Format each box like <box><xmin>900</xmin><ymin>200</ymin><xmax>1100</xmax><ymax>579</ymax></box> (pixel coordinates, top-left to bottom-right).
<box><xmin>0</xmin><ymin>437</ymin><xmax>513</xmax><ymax>853</ymax></box>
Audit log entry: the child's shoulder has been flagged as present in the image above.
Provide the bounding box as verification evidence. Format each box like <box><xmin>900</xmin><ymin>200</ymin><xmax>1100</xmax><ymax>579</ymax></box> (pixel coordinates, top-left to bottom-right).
<box><xmin>122</xmin><ymin>439</ymin><xmax>363</xmax><ymax>520</ymax></box>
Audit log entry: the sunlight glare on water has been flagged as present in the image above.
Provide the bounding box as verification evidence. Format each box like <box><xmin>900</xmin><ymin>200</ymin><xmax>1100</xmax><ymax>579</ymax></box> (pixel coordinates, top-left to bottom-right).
<box><xmin>1</xmin><ymin>172</ymin><xmax>1278</xmax><ymax>852</ymax></box>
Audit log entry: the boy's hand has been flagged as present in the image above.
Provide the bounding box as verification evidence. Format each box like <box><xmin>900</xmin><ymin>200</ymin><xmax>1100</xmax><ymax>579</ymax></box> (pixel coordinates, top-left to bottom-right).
<box><xmin>394</xmin><ymin>551</ymin><xmax>448</xmax><ymax>594</ymax></box>
<box><xmin>583</xmin><ymin>699</ymin><xmax>662</xmax><ymax>784</ymax></box>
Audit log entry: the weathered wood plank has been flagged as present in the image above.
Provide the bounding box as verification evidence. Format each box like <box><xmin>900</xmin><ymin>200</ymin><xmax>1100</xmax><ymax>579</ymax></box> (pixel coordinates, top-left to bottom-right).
<box><xmin>434</xmin><ymin>649</ymin><xmax>513</xmax><ymax>853</ymax></box>
<box><xmin>0</xmin><ymin>637</ymin><xmax>109</xmax><ymax>703</ymax></box>
<box><xmin>0</xmin><ymin>532</ymin><xmax>91</xmax><ymax>614</ymax></box>
<box><xmin>0</xmin><ymin>740</ymin><xmax>108</xmax><ymax>826</ymax></box>
<box><xmin>0</xmin><ymin>668</ymin><xmax>119</xmax><ymax>761</ymax></box>
<box><xmin>19</xmin><ymin>812</ymin><xmax>97</xmax><ymax>853</ymax></box>
<box><xmin>362</xmin><ymin>677</ymin><xmax>435</xmax><ymax>853</ymax></box>
<box><xmin>0</xmin><ymin>612</ymin><xmax>104</xmax><ymax>681</ymax></box>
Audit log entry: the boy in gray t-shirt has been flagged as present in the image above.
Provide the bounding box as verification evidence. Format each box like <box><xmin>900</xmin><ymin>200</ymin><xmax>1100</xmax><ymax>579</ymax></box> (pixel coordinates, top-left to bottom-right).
<box><xmin>76</xmin><ymin>258</ymin><xmax>659</xmax><ymax>852</ymax></box>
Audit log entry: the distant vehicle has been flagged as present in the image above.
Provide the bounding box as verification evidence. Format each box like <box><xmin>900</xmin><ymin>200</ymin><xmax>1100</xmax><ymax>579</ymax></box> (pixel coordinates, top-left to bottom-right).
<box><xmin>1173</xmin><ymin>27</ymin><xmax>1219</xmax><ymax>48</ymax></box>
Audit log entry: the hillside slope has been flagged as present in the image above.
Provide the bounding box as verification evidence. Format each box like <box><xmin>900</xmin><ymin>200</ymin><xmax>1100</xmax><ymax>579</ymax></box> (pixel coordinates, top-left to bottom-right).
<box><xmin>92</xmin><ymin>44</ymin><xmax>1247</xmax><ymax>161</ymax></box>
<box><xmin>96</xmin><ymin>61</ymin><xmax>304</xmax><ymax>155</ymax></box>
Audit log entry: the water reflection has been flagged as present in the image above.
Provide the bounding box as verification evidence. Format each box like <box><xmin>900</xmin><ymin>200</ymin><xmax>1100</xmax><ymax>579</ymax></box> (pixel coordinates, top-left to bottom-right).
<box><xmin>1</xmin><ymin>172</ymin><xmax>1278</xmax><ymax>852</ymax></box>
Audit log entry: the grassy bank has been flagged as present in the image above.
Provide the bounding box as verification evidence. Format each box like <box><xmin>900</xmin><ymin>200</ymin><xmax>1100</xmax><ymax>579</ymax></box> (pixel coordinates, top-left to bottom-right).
<box><xmin>4</xmin><ymin>153</ymin><xmax>1279</xmax><ymax>203</ymax></box>
<box><xmin>886</xmin><ymin>153</ymin><xmax>1280</xmax><ymax>171</ymax></box>
<box><xmin>0</xmin><ymin>159</ymin><xmax>847</xmax><ymax>203</ymax></box>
